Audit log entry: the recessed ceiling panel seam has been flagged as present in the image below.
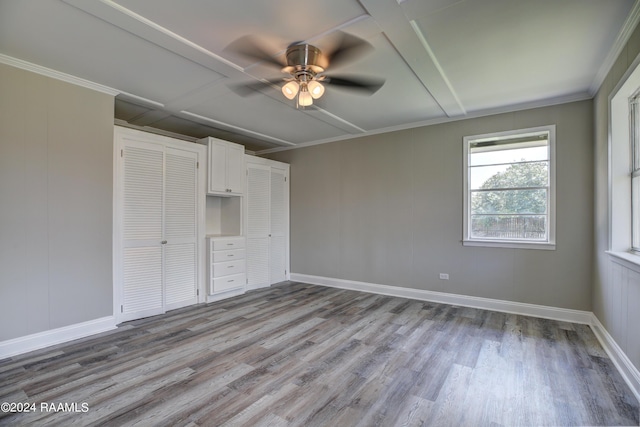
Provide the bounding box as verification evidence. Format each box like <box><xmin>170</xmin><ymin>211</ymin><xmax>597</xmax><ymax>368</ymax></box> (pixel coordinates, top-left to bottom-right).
<box><xmin>179</xmin><ymin>110</ymin><xmax>296</xmax><ymax>147</ymax></box>
<box><xmin>61</xmin><ymin>0</ymin><xmax>241</xmax><ymax>77</ymax></box>
<box><xmin>358</xmin><ymin>0</ymin><xmax>465</xmax><ymax>117</ymax></box>
<box><xmin>409</xmin><ymin>20</ymin><xmax>465</xmax><ymax>115</ymax></box>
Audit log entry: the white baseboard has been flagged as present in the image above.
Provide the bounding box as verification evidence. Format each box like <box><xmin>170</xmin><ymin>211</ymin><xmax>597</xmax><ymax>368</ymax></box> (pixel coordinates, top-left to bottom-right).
<box><xmin>291</xmin><ymin>273</ymin><xmax>592</xmax><ymax>324</ymax></box>
<box><xmin>590</xmin><ymin>314</ymin><xmax>640</xmax><ymax>402</ymax></box>
<box><xmin>0</xmin><ymin>316</ymin><xmax>117</xmax><ymax>360</ymax></box>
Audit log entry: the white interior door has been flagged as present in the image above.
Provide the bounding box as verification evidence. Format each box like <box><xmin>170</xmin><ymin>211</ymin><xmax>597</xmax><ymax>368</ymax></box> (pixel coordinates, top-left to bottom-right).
<box><xmin>121</xmin><ymin>140</ymin><xmax>165</xmax><ymax>322</ymax></box>
<box><xmin>116</xmin><ymin>128</ymin><xmax>202</xmax><ymax>323</ymax></box>
<box><xmin>246</xmin><ymin>163</ymin><xmax>271</xmax><ymax>289</ymax></box>
<box><xmin>164</xmin><ymin>148</ymin><xmax>198</xmax><ymax>311</ymax></box>
<box><xmin>270</xmin><ymin>168</ymin><xmax>287</xmax><ymax>284</ymax></box>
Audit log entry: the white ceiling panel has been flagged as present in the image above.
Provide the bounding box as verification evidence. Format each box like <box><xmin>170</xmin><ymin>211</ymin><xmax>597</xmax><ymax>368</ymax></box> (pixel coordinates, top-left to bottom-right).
<box><xmin>413</xmin><ymin>0</ymin><xmax>636</xmax><ymax>111</ymax></box>
<box><xmin>0</xmin><ymin>0</ymin><xmax>637</xmax><ymax>152</ymax></box>
<box><xmin>303</xmin><ymin>33</ymin><xmax>445</xmax><ymax>130</ymax></box>
<box><xmin>188</xmin><ymin>89</ymin><xmax>349</xmax><ymax>145</ymax></box>
<box><xmin>115</xmin><ymin>0</ymin><xmax>370</xmax><ymax>61</ymax></box>
<box><xmin>0</xmin><ymin>0</ymin><xmax>225</xmax><ymax>105</ymax></box>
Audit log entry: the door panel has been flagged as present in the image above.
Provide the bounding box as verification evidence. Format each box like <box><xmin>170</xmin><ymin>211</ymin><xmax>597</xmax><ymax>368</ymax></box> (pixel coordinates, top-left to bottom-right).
<box><xmin>246</xmin><ymin>164</ymin><xmax>271</xmax><ymax>288</ymax></box>
<box><xmin>270</xmin><ymin>169</ymin><xmax>287</xmax><ymax>284</ymax></box>
<box><xmin>117</xmin><ymin>129</ymin><xmax>201</xmax><ymax>322</ymax></box>
<box><xmin>121</xmin><ymin>142</ymin><xmax>164</xmax><ymax>321</ymax></box>
<box><xmin>164</xmin><ymin>149</ymin><xmax>198</xmax><ymax>310</ymax></box>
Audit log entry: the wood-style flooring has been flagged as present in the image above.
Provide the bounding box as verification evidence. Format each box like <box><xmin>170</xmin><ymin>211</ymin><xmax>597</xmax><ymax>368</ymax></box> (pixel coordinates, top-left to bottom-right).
<box><xmin>0</xmin><ymin>282</ymin><xmax>638</xmax><ymax>426</ymax></box>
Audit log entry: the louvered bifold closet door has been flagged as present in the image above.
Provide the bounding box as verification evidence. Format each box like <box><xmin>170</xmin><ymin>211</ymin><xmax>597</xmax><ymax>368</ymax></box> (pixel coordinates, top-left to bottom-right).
<box><xmin>269</xmin><ymin>168</ymin><xmax>287</xmax><ymax>284</ymax></box>
<box><xmin>164</xmin><ymin>148</ymin><xmax>198</xmax><ymax>311</ymax></box>
<box><xmin>121</xmin><ymin>141</ymin><xmax>164</xmax><ymax>322</ymax></box>
<box><xmin>246</xmin><ymin>163</ymin><xmax>271</xmax><ymax>288</ymax></box>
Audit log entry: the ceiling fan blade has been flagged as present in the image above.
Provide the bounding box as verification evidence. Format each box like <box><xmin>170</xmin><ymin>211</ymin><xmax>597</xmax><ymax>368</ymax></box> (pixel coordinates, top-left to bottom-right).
<box><xmin>228</xmin><ymin>78</ymin><xmax>284</xmax><ymax>97</ymax></box>
<box><xmin>325</xmin><ymin>32</ymin><xmax>374</xmax><ymax>69</ymax></box>
<box><xmin>324</xmin><ymin>75</ymin><xmax>385</xmax><ymax>95</ymax></box>
<box><xmin>224</xmin><ymin>35</ymin><xmax>285</xmax><ymax>69</ymax></box>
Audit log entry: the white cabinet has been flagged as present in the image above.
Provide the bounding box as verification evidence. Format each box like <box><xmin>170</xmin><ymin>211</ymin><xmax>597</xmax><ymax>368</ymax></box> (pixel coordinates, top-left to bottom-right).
<box><xmin>199</xmin><ymin>137</ymin><xmax>244</xmax><ymax>196</ymax></box>
<box><xmin>245</xmin><ymin>156</ymin><xmax>290</xmax><ymax>290</ymax></box>
<box><xmin>114</xmin><ymin>126</ymin><xmax>206</xmax><ymax>323</ymax></box>
<box><xmin>208</xmin><ymin>236</ymin><xmax>246</xmax><ymax>295</ymax></box>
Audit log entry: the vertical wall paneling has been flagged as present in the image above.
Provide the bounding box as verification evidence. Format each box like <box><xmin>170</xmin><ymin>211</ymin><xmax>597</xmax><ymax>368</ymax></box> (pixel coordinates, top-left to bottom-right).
<box><xmin>608</xmin><ymin>257</ymin><xmax>640</xmax><ymax>372</ymax></box>
<box><xmin>0</xmin><ymin>63</ymin><xmax>114</xmax><ymax>342</ymax></box>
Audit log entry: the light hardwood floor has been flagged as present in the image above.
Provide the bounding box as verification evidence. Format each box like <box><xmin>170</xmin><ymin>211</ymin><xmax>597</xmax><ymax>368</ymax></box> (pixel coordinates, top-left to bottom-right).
<box><xmin>1</xmin><ymin>282</ymin><xmax>638</xmax><ymax>426</ymax></box>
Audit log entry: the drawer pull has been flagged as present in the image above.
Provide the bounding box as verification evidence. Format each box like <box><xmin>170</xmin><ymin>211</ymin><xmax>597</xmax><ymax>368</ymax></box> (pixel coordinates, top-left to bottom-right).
<box><xmin>227</xmin><ymin>254</ymin><xmax>234</xmax><ymax>257</ymax></box>
<box><xmin>227</xmin><ymin>265</ymin><xmax>235</xmax><ymax>268</ymax></box>
<box><xmin>227</xmin><ymin>243</ymin><xmax>234</xmax><ymax>246</ymax></box>
<box><xmin>227</xmin><ymin>279</ymin><xmax>234</xmax><ymax>283</ymax></box>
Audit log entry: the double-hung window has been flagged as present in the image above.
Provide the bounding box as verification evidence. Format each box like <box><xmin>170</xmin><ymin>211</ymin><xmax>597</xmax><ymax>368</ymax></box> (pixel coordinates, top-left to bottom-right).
<box><xmin>463</xmin><ymin>125</ymin><xmax>556</xmax><ymax>250</ymax></box>
<box><xmin>631</xmin><ymin>93</ymin><xmax>640</xmax><ymax>251</ymax></box>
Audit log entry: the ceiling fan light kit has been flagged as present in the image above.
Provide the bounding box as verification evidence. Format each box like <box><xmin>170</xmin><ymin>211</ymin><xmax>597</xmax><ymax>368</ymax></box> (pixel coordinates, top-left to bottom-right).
<box><xmin>226</xmin><ymin>32</ymin><xmax>384</xmax><ymax>108</ymax></box>
<box><xmin>307</xmin><ymin>80</ymin><xmax>325</xmax><ymax>99</ymax></box>
<box><xmin>298</xmin><ymin>86</ymin><xmax>313</xmax><ymax>107</ymax></box>
<box><xmin>280</xmin><ymin>43</ymin><xmax>327</xmax><ymax>107</ymax></box>
<box><xmin>281</xmin><ymin>81</ymin><xmax>299</xmax><ymax>100</ymax></box>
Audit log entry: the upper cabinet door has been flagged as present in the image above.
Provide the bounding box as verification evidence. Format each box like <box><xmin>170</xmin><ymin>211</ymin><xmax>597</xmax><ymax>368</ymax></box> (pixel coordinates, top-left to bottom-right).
<box><xmin>208</xmin><ymin>141</ymin><xmax>227</xmax><ymax>194</ymax></box>
<box><xmin>201</xmin><ymin>137</ymin><xmax>245</xmax><ymax>196</ymax></box>
<box><xmin>226</xmin><ymin>144</ymin><xmax>245</xmax><ymax>194</ymax></box>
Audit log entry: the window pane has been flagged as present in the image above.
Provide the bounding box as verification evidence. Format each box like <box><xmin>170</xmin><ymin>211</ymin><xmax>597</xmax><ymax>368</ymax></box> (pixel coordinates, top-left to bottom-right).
<box><xmin>632</xmin><ymin>100</ymin><xmax>640</xmax><ymax>170</ymax></box>
<box><xmin>470</xmin><ymin>161</ymin><xmax>548</xmax><ymax>190</ymax></box>
<box><xmin>633</xmin><ymin>175</ymin><xmax>640</xmax><ymax>250</ymax></box>
<box><xmin>470</xmin><ymin>145</ymin><xmax>548</xmax><ymax>166</ymax></box>
<box><xmin>471</xmin><ymin>188</ymin><xmax>547</xmax><ymax>215</ymax></box>
<box><xmin>471</xmin><ymin>215</ymin><xmax>547</xmax><ymax>240</ymax></box>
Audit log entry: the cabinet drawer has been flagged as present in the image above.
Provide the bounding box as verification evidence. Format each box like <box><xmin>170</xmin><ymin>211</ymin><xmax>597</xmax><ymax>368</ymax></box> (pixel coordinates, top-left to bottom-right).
<box><xmin>212</xmin><ymin>259</ymin><xmax>245</xmax><ymax>278</ymax></box>
<box><xmin>211</xmin><ymin>237</ymin><xmax>245</xmax><ymax>250</ymax></box>
<box><xmin>211</xmin><ymin>273</ymin><xmax>245</xmax><ymax>293</ymax></box>
<box><xmin>211</xmin><ymin>249</ymin><xmax>245</xmax><ymax>263</ymax></box>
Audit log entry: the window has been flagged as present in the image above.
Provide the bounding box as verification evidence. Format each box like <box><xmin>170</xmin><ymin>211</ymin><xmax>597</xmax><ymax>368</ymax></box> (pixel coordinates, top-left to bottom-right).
<box><xmin>463</xmin><ymin>125</ymin><xmax>556</xmax><ymax>249</ymax></box>
<box><xmin>632</xmin><ymin>93</ymin><xmax>640</xmax><ymax>251</ymax></box>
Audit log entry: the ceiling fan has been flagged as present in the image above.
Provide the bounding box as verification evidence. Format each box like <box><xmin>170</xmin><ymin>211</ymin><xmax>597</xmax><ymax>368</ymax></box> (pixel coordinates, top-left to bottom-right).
<box><xmin>225</xmin><ymin>32</ymin><xmax>385</xmax><ymax>107</ymax></box>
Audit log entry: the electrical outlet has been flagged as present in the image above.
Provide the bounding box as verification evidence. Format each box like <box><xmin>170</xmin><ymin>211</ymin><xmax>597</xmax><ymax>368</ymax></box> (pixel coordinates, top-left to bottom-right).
<box><xmin>439</xmin><ymin>273</ymin><xmax>449</xmax><ymax>280</ymax></box>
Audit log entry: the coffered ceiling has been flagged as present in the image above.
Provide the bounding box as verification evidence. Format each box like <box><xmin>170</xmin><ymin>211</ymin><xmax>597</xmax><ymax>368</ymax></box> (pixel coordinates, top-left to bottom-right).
<box><xmin>0</xmin><ymin>0</ymin><xmax>637</xmax><ymax>152</ymax></box>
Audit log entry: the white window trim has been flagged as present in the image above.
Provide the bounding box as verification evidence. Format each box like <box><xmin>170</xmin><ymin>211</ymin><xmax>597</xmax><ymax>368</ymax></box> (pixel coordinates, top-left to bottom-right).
<box><xmin>609</xmin><ymin>52</ymin><xmax>640</xmax><ymax>261</ymax></box>
<box><xmin>462</xmin><ymin>125</ymin><xmax>556</xmax><ymax>250</ymax></box>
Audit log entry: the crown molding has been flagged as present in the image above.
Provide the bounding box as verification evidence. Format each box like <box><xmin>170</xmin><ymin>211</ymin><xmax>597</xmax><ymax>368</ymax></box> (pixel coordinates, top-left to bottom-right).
<box><xmin>589</xmin><ymin>0</ymin><xmax>640</xmax><ymax>96</ymax></box>
<box><xmin>0</xmin><ymin>53</ymin><xmax>120</xmax><ymax>96</ymax></box>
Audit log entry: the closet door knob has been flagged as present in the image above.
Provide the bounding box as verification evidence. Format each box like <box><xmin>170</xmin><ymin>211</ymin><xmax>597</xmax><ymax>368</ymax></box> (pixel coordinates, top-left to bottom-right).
<box><xmin>161</xmin><ymin>240</ymin><xmax>167</xmax><ymax>244</ymax></box>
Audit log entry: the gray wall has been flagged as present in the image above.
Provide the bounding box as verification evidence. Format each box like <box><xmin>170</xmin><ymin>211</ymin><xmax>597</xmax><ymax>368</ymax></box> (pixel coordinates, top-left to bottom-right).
<box><xmin>266</xmin><ymin>100</ymin><xmax>594</xmax><ymax>310</ymax></box>
<box><xmin>593</xmin><ymin>25</ymin><xmax>640</xmax><ymax>371</ymax></box>
<box><xmin>0</xmin><ymin>63</ymin><xmax>114</xmax><ymax>341</ymax></box>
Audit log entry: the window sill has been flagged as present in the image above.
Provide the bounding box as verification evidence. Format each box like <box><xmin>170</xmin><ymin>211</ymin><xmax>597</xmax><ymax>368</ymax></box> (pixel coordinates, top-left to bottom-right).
<box><xmin>463</xmin><ymin>239</ymin><xmax>556</xmax><ymax>250</ymax></box>
<box><xmin>607</xmin><ymin>251</ymin><xmax>640</xmax><ymax>271</ymax></box>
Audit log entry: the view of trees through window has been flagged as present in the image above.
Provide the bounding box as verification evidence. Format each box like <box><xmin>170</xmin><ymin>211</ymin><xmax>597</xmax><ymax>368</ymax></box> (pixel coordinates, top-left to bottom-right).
<box><xmin>471</xmin><ymin>161</ymin><xmax>548</xmax><ymax>239</ymax></box>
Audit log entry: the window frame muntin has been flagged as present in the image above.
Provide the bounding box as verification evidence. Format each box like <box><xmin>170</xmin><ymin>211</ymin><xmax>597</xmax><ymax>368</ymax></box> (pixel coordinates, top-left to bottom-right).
<box><xmin>463</xmin><ymin>125</ymin><xmax>556</xmax><ymax>250</ymax></box>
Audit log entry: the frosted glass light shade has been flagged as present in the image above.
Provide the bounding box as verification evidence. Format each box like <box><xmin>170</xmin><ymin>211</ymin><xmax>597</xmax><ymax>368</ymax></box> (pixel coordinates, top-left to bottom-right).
<box><xmin>307</xmin><ymin>80</ymin><xmax>325</xmax><ymax>99</ymax></box>
<box><xmin>298</xmin><ymin>89</ymin><xmax>313</xmax><ymax>106</ymax></box>
<box><xmin>282</xmin><ymin>81</ymin><xmax>299</xmax><ymax>100</ymax></box>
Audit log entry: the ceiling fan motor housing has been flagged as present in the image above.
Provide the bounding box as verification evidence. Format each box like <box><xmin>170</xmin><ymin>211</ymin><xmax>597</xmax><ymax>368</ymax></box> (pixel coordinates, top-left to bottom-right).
<box><xmin>283</xmin><ymin>44</ymin><xmax>327</xmax><ymax>78</ymax></box>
